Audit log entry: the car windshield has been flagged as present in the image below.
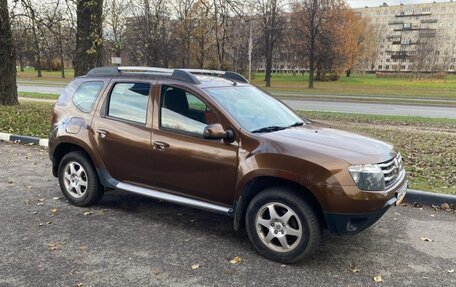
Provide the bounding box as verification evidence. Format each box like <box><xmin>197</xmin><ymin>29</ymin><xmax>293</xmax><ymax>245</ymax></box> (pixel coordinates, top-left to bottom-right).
<box><xmin>204</xmin><ymin>86</ymin><xmax>306</xmax><ymax>133</ymax></box>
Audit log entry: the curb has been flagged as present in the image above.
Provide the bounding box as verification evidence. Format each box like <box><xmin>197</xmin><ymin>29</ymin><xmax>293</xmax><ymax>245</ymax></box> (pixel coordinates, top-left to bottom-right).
<box><xmin>405</xmin><ymin>189</ymin><xmax>456</xmax><ymax>206</ymax></box>
<box><xmin>0</xmin><ymin>132</ymin><xmax>48</xmax><ymax>147</ymax></box>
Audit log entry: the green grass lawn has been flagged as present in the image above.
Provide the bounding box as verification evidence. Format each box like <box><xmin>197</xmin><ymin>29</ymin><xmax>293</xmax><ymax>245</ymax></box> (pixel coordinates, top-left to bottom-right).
<box><xmin>16</xmin><ymin>68</ymin><xmax>456</xmax><ymax>99</ymax></box>
<box><xmin>0</xmin><ymin>102</ymin><xmax>53</xmax><ymax>138</ymax></box>
<box><xmin>19</xmin><ymin>92</ymin><xmax>59</xmax><ymax>100</ymax></box>
<box><xmin>17</xmin><ymin>68</ymin><xmax>73</xmax><ymax>84</ymax></box>
<box><xmin>1</xmin><ymin>101</ymin><xmax>454</xmax><ymax>195</ymax></box>
<box><xmin>252</xmin><ymin>72</ymin><xmax>456</xmax><ymax>99</ymax></box>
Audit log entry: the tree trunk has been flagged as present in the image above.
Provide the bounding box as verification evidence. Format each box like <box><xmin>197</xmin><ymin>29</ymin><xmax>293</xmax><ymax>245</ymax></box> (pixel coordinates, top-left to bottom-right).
<box><xmin>346</xmin><ymin>69</ymin><xmax>351</xmax><ymax>77</ymax></box>
<box><xmin>308</xmin><ymin>51</ymin><xmax>315</xmax><ymax>88</ymax></box>
<box><xmin>58</xmin><ymin>25</ymin><xmax>65</xmax><ymax>79</ymax></box>
<box><xmin>73</xmin><ymin>0</ymin><xmax>104</xmax><ymax>77</ymax></box>
<box><xmin>0</xmin><ymin>0</ymin><xmax>18</xmax><ymax>106</ymax></box>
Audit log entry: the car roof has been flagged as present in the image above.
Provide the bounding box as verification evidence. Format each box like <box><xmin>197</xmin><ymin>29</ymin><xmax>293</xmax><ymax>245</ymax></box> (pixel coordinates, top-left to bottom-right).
<box><xmin>84</xmin><ymin>67</ymin><xmax>250</xmax><ymax>89</ymax></box>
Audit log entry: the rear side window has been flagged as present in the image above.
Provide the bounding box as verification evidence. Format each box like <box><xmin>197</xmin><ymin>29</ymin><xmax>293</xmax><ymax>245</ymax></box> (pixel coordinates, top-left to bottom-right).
<box><xmin>73</xmin><ymin>82</ymin><xmax>104</xmax><ymax>112</ymax></box>
<box><xmin>108</xmin><ymin>83</ymin><xmax>150</xmax><ymax>124</ymax></box>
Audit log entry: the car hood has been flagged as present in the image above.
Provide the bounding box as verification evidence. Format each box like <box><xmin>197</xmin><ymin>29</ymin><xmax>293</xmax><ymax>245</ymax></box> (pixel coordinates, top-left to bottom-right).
<box><xmin>259</xmin><ymin>122</ymin><xmax>396</xmax><ymax>165</ymax></box>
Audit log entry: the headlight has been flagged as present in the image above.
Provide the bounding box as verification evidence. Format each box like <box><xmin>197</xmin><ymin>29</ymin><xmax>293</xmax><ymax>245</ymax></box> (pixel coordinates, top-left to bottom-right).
<box><xmin>348</xmin><ymin>164</ymin><xmax>385</xmax><ymax>191</ymax></box>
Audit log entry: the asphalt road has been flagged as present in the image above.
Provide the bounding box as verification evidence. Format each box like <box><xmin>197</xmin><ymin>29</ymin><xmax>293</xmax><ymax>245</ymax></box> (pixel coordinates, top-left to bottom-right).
<box><xmin>17</xmin><ymin>83</ymin><xmax>456</xmax><ymax>118</ymax></box>
<box><xmin>1</xmin><ymin>141</ymin><xmax>455</xmax><ymax>286</ymax></box>
<box><xmin>285</xmin><ymin>99</ymin><xmax>456</xmax><ymax>118</ymax></box>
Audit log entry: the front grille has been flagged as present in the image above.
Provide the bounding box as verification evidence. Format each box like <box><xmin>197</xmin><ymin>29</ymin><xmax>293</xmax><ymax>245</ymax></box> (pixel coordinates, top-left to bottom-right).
<box><xmin>378</xmin><ymin>153</ymin><xmax>403</xmax><ymax>188</ymax></box>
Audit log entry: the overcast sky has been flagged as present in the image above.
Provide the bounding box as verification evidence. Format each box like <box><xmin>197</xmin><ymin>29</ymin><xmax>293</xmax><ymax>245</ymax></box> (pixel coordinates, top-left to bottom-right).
<box><xmin>347</xmin><ymin>0</ymin><xmax>451</xmax><ymax>8</ymax></box>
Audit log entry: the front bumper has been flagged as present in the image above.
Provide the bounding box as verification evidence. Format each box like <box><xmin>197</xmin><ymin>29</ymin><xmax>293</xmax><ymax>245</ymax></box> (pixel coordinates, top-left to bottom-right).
<box><xmin>324</xmin><ymin>179</ymin><xmax>407</xmax><ymax>235</ymax></box>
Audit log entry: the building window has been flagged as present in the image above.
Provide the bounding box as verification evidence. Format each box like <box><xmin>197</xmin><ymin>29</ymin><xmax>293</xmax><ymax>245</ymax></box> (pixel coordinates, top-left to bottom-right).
<box><xmin>386</xmin><ymin>65</ymin><xmax>390</xmax><ymax>69</ymax></box>
<box><xmin>378</xmin><ymin>65</ymin><xmax>383</xmax><ymax>69</ymax></box>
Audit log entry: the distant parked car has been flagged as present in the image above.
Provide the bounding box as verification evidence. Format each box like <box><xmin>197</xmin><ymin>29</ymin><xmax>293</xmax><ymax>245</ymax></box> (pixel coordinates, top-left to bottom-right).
<box><xmin>49</xmin><ymin>66</ymin><xmax>407</xmax><ymax>263</ymax></box>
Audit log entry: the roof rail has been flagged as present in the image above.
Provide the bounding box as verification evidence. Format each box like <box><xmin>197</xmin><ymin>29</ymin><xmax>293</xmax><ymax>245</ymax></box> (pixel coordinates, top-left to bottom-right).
<box><xmin>86</xmin><ymin>66</ymin><xmax>249</xmax><ymax>84</ymax></box>
<box><xmin>172</xmin><ymin>70</ymin><xmax>201</xmax><ymax>85</ymax></box>
<box><xmin>182</xmin><ymin>69</ymin><xmax>249</xmax><ymax>83</ymax></box>
<box><xmin>118</xmin><ymin>66</ymin><xmax>173</xmax><ymax>74</ymax></box>
<box><xmin>87</xmin><ymin>67</ymin><xmax>120</xmax><ymax>76</ymax></box>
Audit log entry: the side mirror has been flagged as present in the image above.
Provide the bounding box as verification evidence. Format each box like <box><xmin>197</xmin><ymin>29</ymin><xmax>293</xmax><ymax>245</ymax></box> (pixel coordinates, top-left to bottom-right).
<box><xmin>203</xmin><ymin>123</ymin><xmax>233</xmax><ymax>140</ymax></box>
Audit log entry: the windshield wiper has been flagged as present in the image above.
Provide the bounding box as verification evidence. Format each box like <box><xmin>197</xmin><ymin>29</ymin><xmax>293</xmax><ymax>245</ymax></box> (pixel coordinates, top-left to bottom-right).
<box><xmin>251</xmin><ymin>126</ymin><xmax>288</xmax><ymax>133</ymax></box>
<box><xmin>289</xmin><ymin>121</ymin><xmax>305</xmax><ymax>127</ymax></box>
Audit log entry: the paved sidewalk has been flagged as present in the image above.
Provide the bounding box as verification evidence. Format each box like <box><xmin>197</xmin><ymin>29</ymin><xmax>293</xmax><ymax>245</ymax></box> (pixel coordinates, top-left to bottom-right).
<box><xmin>0</xmin><ymin>141</ymin><xmax>455</xmax><ymax>286</ymax></box>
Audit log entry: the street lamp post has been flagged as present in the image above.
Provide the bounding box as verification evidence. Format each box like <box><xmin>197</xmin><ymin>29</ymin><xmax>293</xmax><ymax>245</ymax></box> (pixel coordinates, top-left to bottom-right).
<box><xmin>248</xmin><ymin>18</ymin><xmax>253</xmax><ymax>83</ymax></box>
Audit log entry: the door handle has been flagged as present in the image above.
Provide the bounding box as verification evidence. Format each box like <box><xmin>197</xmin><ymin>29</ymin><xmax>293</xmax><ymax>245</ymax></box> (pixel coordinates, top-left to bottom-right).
<box><xmin>97</xmin><ymin>129</ymin><xmax>109</xmax><ymax>138</ymax></box>
<box><xmin>153</xmin><ymin>141</ymin><xmax>170</xmax><ymax>150</ymax></box>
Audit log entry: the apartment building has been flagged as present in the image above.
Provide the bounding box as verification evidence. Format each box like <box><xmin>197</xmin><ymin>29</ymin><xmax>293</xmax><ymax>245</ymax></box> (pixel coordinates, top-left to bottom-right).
<box><xmin>355</xmin><ymin>1</ymin><xmax>456</xmax><ymax>72</ymax></box>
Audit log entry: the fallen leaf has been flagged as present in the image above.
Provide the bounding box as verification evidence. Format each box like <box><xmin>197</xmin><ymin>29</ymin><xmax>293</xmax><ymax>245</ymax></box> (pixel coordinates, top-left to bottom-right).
<box><xmin>79</xmin><ymin>246</ymin><xmax>89</xmax><ymax>252</ymax></box>
<box><xmin>349</xmin><ymin>262</ymin><xmax>360</xmax><ymax>273</ymax></box>
<box><xmin>420</xmin><ymin>237</ymin><xmax>433</xmax><ymax>242</ymax></box>
<box><xmin>373</xmin><ymin>275</ymin><xmax>383</xmax><ymax>282</ymax></box>
<box><xmin>448</xmin><ymin>269</ymin><xmax>455</xmax><ymax>273</ymax></box>
<box><xmin>75</xmin><ymin>283</ymin><xmax>85</xmax><ymax>287</ymax></box>
<box><xmin>27</xmin><ymin>186</ymin><xmax>33</xmax><ymax>189</ymax></box>
<box><xmin>100</xmin><ymin>209</ymin><xmax>109</xmax><ymax>214</ymax></box>
<box><xmin>230</xmin><ymin>256</ymin><xmax>242</xmax><ymax>264</ymax></box>
<box><xmin>46</xmin><ymin>221</ymin><xmax>52</xmax><ymax>225</ymax></box>
<box><xmin>8</xmin><ymin>179</ymin><xmax>15</xmax><ymax>184</ymax></box>
<box><xmin>48</xmin><ymin>242</ymin><xmax>61</xmax><ymax>251</ymax></box>
<box><xmin>191</xmin><ymin>264</ymin><xmax>200</xmax><ymax>270</ymax></box>
<box><xmin>441</xmin><ymin>203</ymin><xmax>450</xmax><ymax>210</ymax></box>
<box><xmin>53</xmin><ymin>197</ymin><xmax>61</xmax><ymax>200</ymax></box>
<box><xmin>83</xmin><ymin>211</ymin><xmax>93</xmax><ymax>216</ymax></box>
<box><xmin>51</xmin><ymin>208</ymin><xmax>58</xmax><ymax>213</ymax></box>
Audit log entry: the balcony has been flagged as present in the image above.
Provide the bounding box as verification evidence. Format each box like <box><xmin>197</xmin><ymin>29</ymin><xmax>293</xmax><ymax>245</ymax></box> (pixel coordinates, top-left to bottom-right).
<box><xmin>395</xmin><ymin>11</ymin><xmax>431</xmax><ymax>17</ymax></box>
<box><xmin>419</xmin><ymin>29</ymin><xmax>437</xmax><ymax>37</ymax></box>
<box><xmin>387</xmin><ymin>34</ymin><xmax>402</xmax><ymax>39</ymax></box>
<box><xmin>391</xmin><ymin>52</ymin><xmax>409</xmax><ymax>59</ymax></box>
<box><xmin>388</xmin><ymin>20</ymin><xmax>404</xmax><ymax>25</ymax></box>
<box><xmin>421</xmin><ymin>19</ymin><xmax>438</xmax><ymax>23</ymax></box>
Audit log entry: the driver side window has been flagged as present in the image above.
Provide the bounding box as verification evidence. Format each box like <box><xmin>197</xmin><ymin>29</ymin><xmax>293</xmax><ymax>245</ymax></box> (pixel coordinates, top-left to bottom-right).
<box><xmin>160</xmin><ymin>86</ymin><xmax>218</xmax><ymax>136</ymax></box>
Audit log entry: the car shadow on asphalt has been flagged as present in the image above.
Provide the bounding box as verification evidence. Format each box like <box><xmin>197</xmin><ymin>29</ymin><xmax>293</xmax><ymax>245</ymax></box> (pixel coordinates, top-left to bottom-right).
<box><xmin>89</xmin><ymin>188</ymin><xmax>381</xmax><ymax>266</ymax></box>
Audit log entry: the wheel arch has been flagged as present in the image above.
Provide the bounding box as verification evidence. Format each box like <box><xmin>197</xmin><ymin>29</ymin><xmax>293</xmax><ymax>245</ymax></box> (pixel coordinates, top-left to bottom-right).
<box><xmin>233</xmin><ymin>176</ymin><xmax>326</xmax><ymax>231</ymax></box>
<box><xmin>51</xmin><ymin>141</ymin><xmax>98</xmax><ymax>178</ymax></box>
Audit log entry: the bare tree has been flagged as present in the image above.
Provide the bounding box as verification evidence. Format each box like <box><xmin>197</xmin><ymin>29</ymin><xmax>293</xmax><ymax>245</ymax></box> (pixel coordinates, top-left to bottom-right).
<box><xmin>0</xmin><ymin>0</ymin><xmax>18</xmax><ymax>105</ymax></box>
<box><xmin>104</xmin><ymin>0</ymin><xmax>128</xmax><ymax>58</ymax></box>
<box><xmin>74</xmin><ymin>0</ymin><xmax>103</xmax><ymax>77</ymax></box>
<box><xmin>254</xmin><ymin>0</ymin><xmax>285</xmax><ymax>87</ymax></box>
<box><xmin>20</xmin><ymin>0</ymin><xmax>46</xmax><ymax>77</ymax></box>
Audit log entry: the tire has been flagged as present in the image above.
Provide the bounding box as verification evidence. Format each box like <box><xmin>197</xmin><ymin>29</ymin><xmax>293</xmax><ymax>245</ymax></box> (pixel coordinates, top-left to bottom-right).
<box><xmin>58</xmin><ymin>151</ymin><xmax>104</xmax><ymax>206</ymax></box>
<box><xmin>245</xmin><ymin>187</ymin><xmax>321</xmax><ymax>264</ymax></box>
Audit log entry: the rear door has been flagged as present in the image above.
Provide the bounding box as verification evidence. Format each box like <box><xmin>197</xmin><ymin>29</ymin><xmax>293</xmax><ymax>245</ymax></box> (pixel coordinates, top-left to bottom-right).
<box><xmin>150</xmin><ymin>84</ymin><xmax>239</xmax><ymax>206</ymax></box>
<box><xmin>91</xmin><ymin>80</ymin><xmax>155</xmax><ymax>186</ymax></box>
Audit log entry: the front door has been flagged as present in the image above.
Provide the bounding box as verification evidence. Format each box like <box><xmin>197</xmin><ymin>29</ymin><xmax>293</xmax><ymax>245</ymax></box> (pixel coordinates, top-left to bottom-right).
<box><xmin>92</xmin><ymin>81</ymin><xmax>154</xmax><ymax>186</ymax></box>
<box><xmin>151</xmin><ymin>85</ymin><xmax>238</xmax><ymax>206</ymax></box>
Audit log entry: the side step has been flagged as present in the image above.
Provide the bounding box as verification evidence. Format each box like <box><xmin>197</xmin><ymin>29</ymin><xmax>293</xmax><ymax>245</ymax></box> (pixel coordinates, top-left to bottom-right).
<box><xmin>117</xmin><ymin>182</ymin><xmax>233</xmax><ymax>215</ymax></box>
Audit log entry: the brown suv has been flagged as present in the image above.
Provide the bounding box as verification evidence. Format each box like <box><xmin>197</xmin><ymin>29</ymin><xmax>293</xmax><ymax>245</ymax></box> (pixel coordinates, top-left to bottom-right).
<box><xmin>49</xmin><ymin>66</ymin><xmax>407</xmax><ymax>263</ymax></box>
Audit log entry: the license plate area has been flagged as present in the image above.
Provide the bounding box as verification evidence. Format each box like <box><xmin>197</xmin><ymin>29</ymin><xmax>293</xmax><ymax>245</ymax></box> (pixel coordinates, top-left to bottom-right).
<box><xmin>396</xmin><ymin>182</ymin><xmax>407</xmax><ymax>205</ymax></box>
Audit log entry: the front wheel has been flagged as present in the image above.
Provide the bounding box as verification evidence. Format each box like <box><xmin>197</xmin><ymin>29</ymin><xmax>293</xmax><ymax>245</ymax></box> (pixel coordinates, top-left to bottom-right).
<box><xmin>245</xmin><ymin>187</ymin><xmax>321</xmax><ymax>263</ymax></box>
<box><xmin>58</xmin><ymin>151</ymin><xmax>104</xmax><ymax>206</ymax></box>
